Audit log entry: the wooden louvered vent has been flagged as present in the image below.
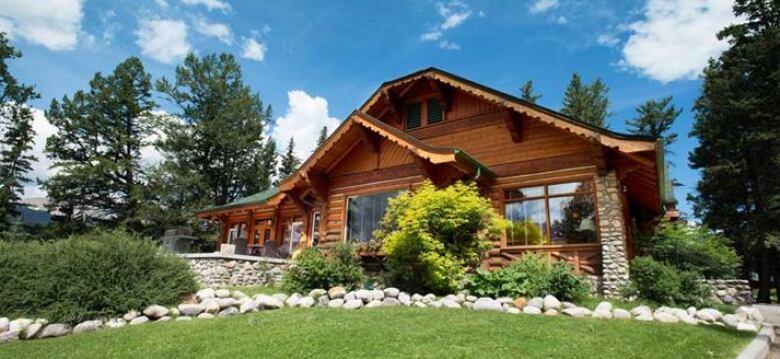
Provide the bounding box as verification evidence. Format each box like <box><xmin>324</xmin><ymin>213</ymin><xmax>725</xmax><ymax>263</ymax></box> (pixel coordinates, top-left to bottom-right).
<box><xmin>406</xmin><ymin>102</ymin><xmax>421</xmax><ymax>130</ymax></box>
<box><xmin>427</xmin><ymin>98</ymin><xmax>443</xmax><ymax>125</ymax></box>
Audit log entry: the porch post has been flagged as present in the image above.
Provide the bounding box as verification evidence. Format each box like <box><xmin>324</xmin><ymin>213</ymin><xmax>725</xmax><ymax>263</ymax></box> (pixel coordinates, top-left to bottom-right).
<box><xmin>596</xmin><ymin>171</ymin><xmax>630</xmax><ymax>297</ymax></box>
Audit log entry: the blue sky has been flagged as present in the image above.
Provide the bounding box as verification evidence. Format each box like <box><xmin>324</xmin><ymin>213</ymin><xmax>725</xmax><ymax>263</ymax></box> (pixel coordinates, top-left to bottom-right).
<box><xmin>0</xmin><ymin>0</ymin><xmax>738</xmax><ymax>218</ymax></box>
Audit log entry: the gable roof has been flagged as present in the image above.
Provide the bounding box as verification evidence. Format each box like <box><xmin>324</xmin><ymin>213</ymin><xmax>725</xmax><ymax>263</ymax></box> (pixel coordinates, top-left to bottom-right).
<box><xmin>360</xmin><ymin>67</ymin><xmax>657</xmax><ymax>154</ymax></box>
<box><xmin>196</xmin><ymin>187</ymin><xmax>279</xmax><ymax>216</ymax></box>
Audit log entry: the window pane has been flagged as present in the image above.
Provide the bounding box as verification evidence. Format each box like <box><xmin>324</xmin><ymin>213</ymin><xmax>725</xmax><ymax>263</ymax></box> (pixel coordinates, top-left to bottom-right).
<box><xmin>548</xmin><ymin>181</ymin><xmax>593</xmax><ymax>195</ymax></box>
<box><xmin>347</xmin><ymin>192</ymin><xmax>398</xmax><ymax>243</ymax></box>
<box><xmin>505</xmin><ymin>199</ymin><xmax>547</xmax><ymax>246</ymax></box>
<box><xmin>505</xmin><ymin>186</ymin><xmax>545</xmax><ymax>200</ymax></box>
<box><xmin>549</xmin><ymin>194</ymin><xmax>597</xmax><ymax>244</ymax></box>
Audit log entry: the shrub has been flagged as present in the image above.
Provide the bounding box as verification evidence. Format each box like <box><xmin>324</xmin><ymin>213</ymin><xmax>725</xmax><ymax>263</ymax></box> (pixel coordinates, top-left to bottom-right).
<box><xmin>376</xmin><ymin>181</ymin><xmax>506</xmax><ymax>294</ymax></box>
<box><xmin>465</xmin><ymin>253</ymin><xmax>590</xmax><ymax>302</ymax></box>
<box><xmin>0</xmin><ymin>230</ymin><xmax>197</xmax><ymax>324</ymax></box>
<box><xmin>282</xmin><ymin>243</ymin><xmax>365</xmax><ymax>293</ymax></box>
<box><xmin>638</xmin><ymin>222</ymin><xmax>740</xmax><ymax>278</ymax></box>
<box><xmin>626</xmin><ymin>256</ymin><xmax>711</xmax><ymax>307</ymax></box>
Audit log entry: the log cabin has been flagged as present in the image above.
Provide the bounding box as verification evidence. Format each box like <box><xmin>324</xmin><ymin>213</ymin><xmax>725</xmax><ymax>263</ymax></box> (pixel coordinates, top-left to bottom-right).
<box><xmin>195</xmin><ymin>67</ymin><xmax>677</xmax><ymax>295</ymax></box>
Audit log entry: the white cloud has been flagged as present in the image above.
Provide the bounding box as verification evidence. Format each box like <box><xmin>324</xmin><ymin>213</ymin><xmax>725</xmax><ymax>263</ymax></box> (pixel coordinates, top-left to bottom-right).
<box><xmin>420</xmin><ymin>30</ymin><xmax>442</xmax><ymax>41</ymax></box>
<box><xmin>22</xmin><ymin>108</ymin><xmax>57</xmax><ymax>199</ymax></box>
<box><xmin>155</xmin><ymin>0</ymin><xmax>169</xmax><ymax>7</ymax></box>
<box><xmin>620</xmin><ymin>0</ymin><xmax>737</xmax><ymax>83</ymax></box>
<box><xmin>529</xmin><ymin>0</ymin><xmax>559</xmax><ymax>14</ymax></box>
<box><xmin>194</xmin><ymin>17</ymin><xmax>233</xmax><ymax>45</ymax></box>
<box><xmin>597</xmin><ymin>33</ymin><xmax>619</xmax><ymax>47</ymax></box>
<box><xmin>439</xmin><ymin>40</ymin><xmax>460</xmax><ymax>50</ymax></box>
<box><xmin>242</xmin><ymin>38</ymin><xmax>267</xmax><ymax>62</ymax></box>
<box><xmin>554</xmin><ymin>16</ymin><xmax>567</xmax><ymax>24</ymax></box>
<box><xmin>270</xmin><ymin>91</ymin><xmax>340</xmax><ymax>161</ymax></box>
<box><xmin>135</xmin><ymin>19</ymin><xmax>191</xmax><ymax>64</ymax></box>
<box><xmin>181</xmin><ymin>0</ymin><xmax>231</xmax><ymax>13</ymax></box>
<box><xmin>99</xmin><ymin>10</ymin><xmax>119</xmax><ymax>45</ymax></box>
<box><xmin>0</xmin><ymin>0</ymin><xmax>84</xmax><ymax>51</ymax></box>
<box><xmin>420</xmin><ymin>1</ymin><xmax>475</xmax><ymax>48</ymax></box>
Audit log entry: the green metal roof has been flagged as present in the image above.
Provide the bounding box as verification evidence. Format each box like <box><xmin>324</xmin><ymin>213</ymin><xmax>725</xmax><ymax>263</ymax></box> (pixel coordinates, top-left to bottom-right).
<box><xmin>197</xmin><ymin>187</ymin><xmax>279</xmax><ymax>213</ymax></box>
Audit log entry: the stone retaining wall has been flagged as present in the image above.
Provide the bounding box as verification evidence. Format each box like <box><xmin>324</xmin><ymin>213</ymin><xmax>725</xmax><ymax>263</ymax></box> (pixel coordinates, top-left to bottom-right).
<box><xmin>180</xmin><ymin>254</ymin><xmax>291</xmax><ymax>288</ymax></box>
<box><xmin>705</xmin><ymin>279</ymin><xmax>752</xmax><ymax>305</ymax></box>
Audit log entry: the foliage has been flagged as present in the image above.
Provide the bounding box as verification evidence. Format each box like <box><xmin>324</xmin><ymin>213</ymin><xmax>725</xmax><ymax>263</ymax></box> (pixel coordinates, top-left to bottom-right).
<box><xmin>377</xmin><ymin>181</ymin><xmax>506</xmax><ymax>293</ymax></box>
<box><xmin>519</xmin><ymin>80</ymin><xmax>541</xmax><ymax>103</ymax></box>
<box><xmin>688</xmin><ymin>0</ymin><xmax>780</xmax><ymax>302</ymax></box>
<box><xmin>465</xmin><ymin>253</ymin><xmax>589</xmax><ymax>301</ymax></box>
<box><xmin>282</xmin><ymin>243</ymin><xmax>365</xmax><ymax>293</ymax></box>
<box><xmin>626</xmin><ymin>256</ymin><xmax>711</xmax><ymax>307</ymax></box>
<box><xmin>0</xmin><ymin>229</ymin><xmax>197</xmax><ymax>324</ymax></box>
<box><xmin>638</xmin><ymin>221</ymin><xmax>741</xmax><ymax>278</ymax></box>
<box><xmin>316</xmin><ymin>126</ymin><xmax>328</xmax><ymax>148</ymax></box>
<box><xmin>625</xmin><ymin>96</ymin><xmax>681</xmax><ymax>149</ymax></box>
<box><xmin>0</xmin><ymin>33</ymin><xmax>39</xmax><ymax>231</ymax></box>
<box><xmin>560</xmin><ymin>72</ymin><xmax>612</xmax><ymax>128</ymax></box>
<box><xmin>43</xmin><ymin>57</ymin><xmax>155</xmax><ymax>231</ymax></box>
<box><xmin>276</xmin><ymin>137</ymin><xmax>301</xmax><ymax>184</ymax></box>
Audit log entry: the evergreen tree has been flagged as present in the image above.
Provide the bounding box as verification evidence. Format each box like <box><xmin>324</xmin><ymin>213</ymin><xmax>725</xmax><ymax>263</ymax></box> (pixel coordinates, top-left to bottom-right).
<box><xmin>43</xmin><ymin>57</ymin><xmax>154</xmax><ymax>230</ymax></box>
<box><xmin>316</xmin><ymin>126</ymin><xmax>328</xmax><ymax>148</ymax></box>
<box><xmin>0</xmin><ymin>33</ymin><xmax>38</xmax><ymax>231</ymax></box>
<box><xmin>277</xmin><ymin>137</ymin><xmax>301</xmax><ymax>183</ymax></box>
<box><xmin>519</xmin><ymin>80</ymin><xmax>541</xmax><ymax>103</ymax></box>
<box><xmin>560</xmin><ymin>72</ymin><xmax>612</xmax><ymax>128</ymax></box>
<box><xmin>689</xmin><ymin>0</ymin><xmax>780</xmax><ymax>303</ymax></box>
<box><xmin>259</xmin><ymin>138</ymin><xmax>277</xmax><ymax>190</ymax></box>
<box><xmin>626</xmin><ymin>96</ymin><xmax>682</xmax><ymax>148</ymax></box>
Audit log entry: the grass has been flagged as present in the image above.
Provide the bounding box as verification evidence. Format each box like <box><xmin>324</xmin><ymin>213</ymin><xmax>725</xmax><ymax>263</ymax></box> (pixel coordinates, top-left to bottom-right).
<box><xmin>0</xmin><ymin>308</ymin><xmax>752</xmax><ymax>358</ymax></box>
<box><xmin>225</xmin><ymin>285</ymin><xmax>282</xmax><ymax>297</ymax></box>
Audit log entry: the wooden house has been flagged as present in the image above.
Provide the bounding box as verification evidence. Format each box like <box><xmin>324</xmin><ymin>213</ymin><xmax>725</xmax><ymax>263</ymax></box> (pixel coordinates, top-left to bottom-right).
<box><xmin>195</xmin><ymin>68</ymin><xmax>676</xmax><ymax>295</ymax></box>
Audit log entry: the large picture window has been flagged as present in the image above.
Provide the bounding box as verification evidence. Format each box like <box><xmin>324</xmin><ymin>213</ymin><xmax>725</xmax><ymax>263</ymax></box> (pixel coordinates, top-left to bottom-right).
<box><xmin>346</xmin><ymin>191</ymin><xmax>398</xmax><ymax>243</ymax></box>
<box><xmin>504</xmin><ymin>180</ymin><xmax>597</xmax><ymax>246</ymax></box>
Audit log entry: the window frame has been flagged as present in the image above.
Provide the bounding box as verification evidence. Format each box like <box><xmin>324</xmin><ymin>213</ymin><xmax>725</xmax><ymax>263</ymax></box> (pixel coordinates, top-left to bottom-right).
<box><xmin>502</xmin><ymin>178</ymin><xmax>599</xmax><ymax>247</ymax></box>
<box><xmin>342</xmin><ymin>190</ymin><xmax>401</xmax><ymax>244</ymax></box>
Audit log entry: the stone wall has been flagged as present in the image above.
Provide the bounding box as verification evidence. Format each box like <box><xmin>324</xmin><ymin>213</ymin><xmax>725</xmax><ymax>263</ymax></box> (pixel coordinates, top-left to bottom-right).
<box><xmin>595</xmin><ymin>171</ymin><xmax>630</xmax><ymax>297</ymax></box>
<box><xmin>705</xmin><ymin>279</ymin><xmax>752</xmax><ymax>305</ymax></box>
<box><xmin>181</xmin><ymin>254</ymin><xmax>291</xmax><ymax>288</ymax></box>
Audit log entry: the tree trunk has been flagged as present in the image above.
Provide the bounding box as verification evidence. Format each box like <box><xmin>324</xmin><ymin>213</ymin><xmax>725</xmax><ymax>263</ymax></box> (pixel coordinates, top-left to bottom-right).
<box><xmin>757</xmin><ymin>249</ymin><xmax>772</xmax><ymax>303</ymax></box>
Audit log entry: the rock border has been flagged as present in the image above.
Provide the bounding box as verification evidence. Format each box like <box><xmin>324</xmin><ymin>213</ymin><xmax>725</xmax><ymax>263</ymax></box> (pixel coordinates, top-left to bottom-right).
<box><xmin>736</xmin><ymin>324</ymin><xmax>776</xmax><ymax>359</ymax></box>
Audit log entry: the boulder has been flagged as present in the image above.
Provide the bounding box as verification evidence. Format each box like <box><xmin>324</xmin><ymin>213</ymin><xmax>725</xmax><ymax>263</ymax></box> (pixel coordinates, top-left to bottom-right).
<box><xmin>308</xmin><ymin>289</ymin><xmax>327</xmax><ymax>299</ymax></box>
<box><xmin>169</xmin><ymin>308</ymin><xmax>180</xmax><ymax>317</ymax></box>
<box><xmin>382</xmin><ymin>298</ymin><xmax>399</xmax><ymax>307</ymax></box>
<box><xmin>231</xmin><ymin>290</ymin><xmax>248</xmax><ymax>299</ymax></box>
<box><xmin>343</xmin><ymin>299</ymin><xmax>363</xmax><ymax>310</ymax></box>
<box><xmin>286</xmin><ymin>293</ymin><xmax>302</xmax><ymax>307</ymax></box>
<box><xmin>0</xmin><ymin>331</ymin><xmax>18</xmax><ymax>344</ymax></box>
<box><xmin>441</xmin><ymin>300</ymin><xmax>461</xmax><ymax>309</ymax></box>
<box><xmin>466</xmin><ymin>295</ymin><xmax>478</xmax><ymax>302</ymax></box>
<box><xmin>635</xmin><ymin>314</ymin><xmax>654</xmax><ymax>321</ymax></box>
<box><xmin>699</xmin><ymin>308</ymin><xmax>723</xmax><ymax>322</ymax></box>
<box><xmin>143</xmin><ymin>305</ymin><xmax>169</xmax><ymax>319</ymax></box>
<box><xmin>527</xmin><ymin>297</ymin><xmax>544</xmax><ymax>309</ymax></box>
<box><xmin>240</xmin><ymin>300</ymin><xmax>258</xmax><ymax>313</ymax></box>
<box><xmin>175</xmin><ymin>316</ymin><xmax>192</xmax><ymax>322</ymax></box>
<box><xmin>217</xmin><ymin>298</ymin><xmax>238</xmax><ymax>309</ymax></box>
<box><xmin>694</xmin><ymin>310</ymin><xmax>716</xmax><ymax>322</ymax></box>
<box><xmin>0</xmin><ymin>317</ymin><xmax>8</xmax><ymax>332</ymax></box>
<box><xmin>474</xmin><ymin>298</ymin><xmax>503</xmax><ymax>312</ymax></box>
<box><xmin>371</xmin><ymin>289</ymin><xmax>385</xmax><ymax>301</ymax></box>
<box><xmin>197</xmin><ymin>313</ymin><xmax>215</xmax><ymax>319</ymax></box>
<box><xmin>298</xmin><ymin>296</ymin><xmax>316</xmax><ymax>308</ymax></box>
<box><xmin>365</xmin><ymin>300</ymin><xmax>383</xmax><ymax>308</ymax></box>
<box><xmin>686</xmin><ymin>306</ymin><xmax>697</xmax><ymax>316</ymax></box>
<box><xmin>344</xmin><ymin>292</ymin><xmax>357</xmax><ymax>301</ymax></box>
<box><xmin>122</xmin><ymin>310</ymin><xmax>140</xmax><ymax>322</ymax></box>
<box><xmin>592</xmin><ymin>310</ymin><xmax>612</xmax><ymax>319</ymax></box>
<box><xmin>318</xmin><ymin>295</ymin><xmax>330</xmax><ymax>307</ymax></box>
<box><xmin>561</xmin><ymin>302</ymin><xmax>577</xmax><ymax>309</ymax></box>
<box><xmin>543</xmin><ymin>295</ymin><xmax>561</xmax><ymax>311</ymax></box>
<box><xmin>178</xmin><ymin>304</ymin><xmax>205</xmax><ymax>316</ymax></box>
<box><xmin>736</xmin><ymin>306</ymin><xmax>763</xmax><ymax>323</ymax></box>
<box><xmin>523</xmin><ymin>306</ymin><xmax>542</xmax><ymax>315</ymax></box>
<box><xmin>613</xmin><ymin>309</ymin><xmax>631</xmax><ymax>319</ymax></box>
<box><xmin>653</xmin><ymin>312</ymin><xmax>679</xmax><ymax>323</ymax></box>
<box><xmin>737</xmin><ymin>322</ymin><xmax>758</xmax><ymax>332</ymax></box>
<box><xmin>722</xmin><ymin>314</ymin><xmax>739</xmax><ymax>328</ymax></box>
<box><xmin>398</xmin><ymin>292</ymin><xmax>412</xmax><ymax>306</ymax></box>
<box><xmin>218</xmin><ymin>307</ymin><xmax>239</xmax><ymax>317</ymax></box>
<box><xmin>594</xmin><ymin>301</ymin><xmax>612</xmax><ymax>313</ymax></box>
<box><xmin>196</xmin><ymin>288</ymin><xmax>216</xmax><ymax>301</ymax></box>
<box><xmin>497</xmin><ymin>297</ymin><xmax>514</xmax><ymax>305</ymax></box>
<box><xmin>272</xmin><ymin>293</ymin><xmax>289</xmax><ymax>303</ymax></box>
<box><xmin>563</xmin><ymin>307</ymin><xmax>591</xmax><ymax>318</ymax></box>
<box><xmin>328</xmin><ymin>286</ymin><xmax>347</xmax><ymax>299</ymax></box>
<box><xmin>513</xmin><ymin>297</ymin><xmax>527</xmax><ymax>309</ymax></box>
<box><xmin>544</xmin><ymin>309</ymin><xmax>558</xmax><ymax>316</ymax></box>
<box><xmin>411</xmin><ymin>294</ymin><xmax>424</xmax><ymax>302</ymax></box>
<box><xmin>23</xmin><ymin>323</ymin><xmax>43</xmax><ymax>339</ymax></box>
<box><xmin>73</xmin><ymin>320</ymin><xmax>102</xmax><ymax>334</ymax></box>
<box><xmin>384</xmin><ymin>288</ymin><xmax>400</xmax><ymax>298</ymax></box>
<box><xmin>129</xmin><ymin>316</ymin><xmax>150</xmax><ymax>326</ymax></box>
<box><xmin>104</xmin><ymin>318</ymin><xmax>126</xmax><ymax>329</ymax></box>
<box><xmin>507</xmin><ymin>308</ymin><xmax>521</xmax><ymax>314</ymax></box>
<box><xmin>9</xmin><ymin>318</ymin><xmax>32</xmax><ymax>333</ymax></box>
<box><xmin>215</xmin><ymin>289</ymin><xmax>231</xmax><ymax>298</ymax></box>
<box><xmin>677</xmin><ymin>313</ymin><xmax>698</xmax><ymax>325</ymax></box>
<box><xmin>414</xmin><ymin>302</ymin><xmax>427</xmax><ymax>308</ymax></box>
<box><xmin>202</xmin><ymin>299</ymin><xmax>221</xmax><ymax>314</ymax></box>
<box><xmin>355</xmin><ymin>289</ymin><xmax>373</xmax><ymax>303</ymax></box>
<box><xmin>428</xmin><ymin>301</ymin><xmax>442</xmax><ymax>309</ymax></box>
<box><xmin>39</xmin><ymin>324</ymin><xmax>70</xmax><ymax>338</ymax></box>
<box><xmin>630</xmin><ymin>305</ymin><xmax>652</xmax><ymax>317</ymax></box>
<box><xmin>156</xmin><ymin>316</ymin><xmax>172</xmax><ymax>322</ymax></box>
<box><xmin>255</xmin><ymin>295</ymin><xmax>284</xmax><ymax>310</ymax></box>
<box><xmin>328</xmin><ymin>299</ymin><xmax>345</xmax><ymax>308</ymax></box>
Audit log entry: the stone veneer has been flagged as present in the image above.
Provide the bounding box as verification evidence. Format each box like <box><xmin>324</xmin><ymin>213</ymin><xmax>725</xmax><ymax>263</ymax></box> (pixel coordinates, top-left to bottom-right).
<box><xmin>595</xmin><ymin>171</ymin><xmax>630</xmax><ymax>297</ymax></box>
<box><xmin>181</xmin><ymin>253</ymin><xmax>291</xmax><ymax>288</ymax></box>
<box><xmin>705</xmin><ymin>279</ymin><xmax>753</xmax><ymax>305</ymax></box>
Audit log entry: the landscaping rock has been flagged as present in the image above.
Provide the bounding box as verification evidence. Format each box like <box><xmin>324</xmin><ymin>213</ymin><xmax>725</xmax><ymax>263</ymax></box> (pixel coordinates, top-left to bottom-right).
<box><xmin>382</xmin><ymin>298</ymin><xmax>399</xmax><ymax>306</ymax></box>
<box><xmin>544</xmin><ymin>309</ymin><xmax>558</xmax><ymax>316</ymax></box>
<box><xmin>298</xmin><ymin>296</ymin><xmax>316</xmax><ymax>308</ymax></box>
<box><xmin>365</xmin><ymin>300</ymin><xmax>383</xmax><ymax>308</ymax></box>
<box><xmin>343</xmin><ymin>299</ymin><xmax>363</xmax><ymax>310</ymax></box>
<box><xmin>197</xmin><ymin>313</ymin><xmax>214</xmax><ymax>319</ymax></box>
<box><xmin>722</xmin><ymin>314</ymin><xmax>739</xmax><ymax>328</ymax></box>
<box><xmin>441</xmin><ymin>300</ymin><xmax>461</xmax><ymax>309</ymax></box>
<box><xmin>156</xmin><ymin>316</ymin><xmax>172</xmax><ymax>322</ymax></box>
<box><xmin>630</xmin><ymin>305</ymin><xmax>652</xmax><ymax>317</ymax></box>
<box><xmin>73</xmin><ymin>320</ymin><xmax>102</xmax><ymax>334</ymax></box>
<box><xmin>123</xmin><ymin>310</ymin><xmax>140</xmax><ymax>322</ymax></box>
<box><xmin>699</xmin><ymin>308</ymin><xmax>723</xmax><ymax>322</ymax></box>
<box><xmin>255</xmin><ymin>295</ymin><xmax>284</xmax><ymax>310</ymax></box>
<box><xmin>328</xmin><ymin>299</ymin><xmax>345</xmax><ymax>308</ymax></box>
<box><xmin>23</xmin><ymin>323</ymin><xmax>43</xmax><ymax>339</ymax></box>
<box><xmin>562</xmin><ymin>302</ymin><xmax>577</xmax><ymax>309</ymax></box>
<box><xmin>175</xmin><ymin>316</ymin><xmax>192</xmax><ymax>322</ymax></box>
<box><xmin>474</xmin><ymin>298</ymin><xmax>503</xmax><ymax>312</ymax></box>
<box><xmin>286</xmin><ymin>293</ymin><xmax>302</xmax><ymax>307</ymax></box>
<box><xmin>613</xmin><ymin>309</ymin><xmax>631</xmax><ymax>319</ymax></box>
<box><xmin>371</xmin><ymin>290</ymin><xmax>385</xmax><ymax>301</ymax></box>
<box><xmin>318</xmin><ymin>295</ymin><xmax>330</xmax><ymax>307</ymax></box>
<box><xmin>466</xmin><ymin>295</ymin><xmax>478</xmax><ymax>302</ymax></box>
<box><xmin>411</xmin><ymin>293</ymin><xmax>424</xmax><ymax>302</ymax></box>
<box><xmin>240</xmin><ymin>300</ymin><xmax>258</xmax><ymax>313</ymax></box>
<box><xmin>272</xmin><ymin>293</ymin><xmax>288</xmax><ymax>303</ymax></box>
<box><xmin>736</xmin><ymin>306</ymin><xmax>763</xmax><ymax>323</ymax></box>
<box><xmin>428</xmin><ymin>300</ymin><xmax>442</xmax><ymax>308</ymax></box>
<box><xmin>523</xmin><ymin>306</ymin><xmax>542</xmax><ymax>315</ymax></box>
<box><xmin>143</xmin><ymin>305</ymin><xmax>169</xmax><ymax>319</ymax></box>
<box><xmin>592</xmin><ymin>310</ymin><xmax>612</xmax><ymax>319</ymax></box>
<box><xmin>694</xmin><ymin>310</ymin><xmax>716</xmax><ymax>322</ymax></box>
<box><xmin>414</xmin><ymin>302</ymin><xmax>427</xmax><ymax>308</ymax></box>
<box><xmin>513</xmin><ymin>297</ymin><xmax>527</xmax><ymax>309</ymax></box>
<box><xmin>196</xmin><ymin>288</ymin><xmax>216</xmax><ymax>301</ymax></box>
<box><xmin>232</xmin><ymin>290</ymin><xmax>248</xmax><ymax>299</ymax></box>
<box><xmin>634</xmin><ymin>314</ymin><xmax>654</xmax><ymax>322</ymax></box>
<box><xmin>497</xmin><ymin>297</ymin><xmax>513</xmax><ymax>305</ymax></box>
<box><xmin>202</xmin><ymin>299</ymin><xmax>221</xmax><ymax>314</ymax></box>
<box><xmin>179</xmin><ymin>303</ymin><xmax>205</xmax><ymax>316</ymax></box>
<box><xmin>507</xmin><ymin>308</ymin><xmax>521</xmax><ymax>314</ymax></box>
<box><xmin>653</xmin><ymin>312</ymin><xmax>679</xmax><ymax>323</ymax></box>
<box><xmin>384</xmin><ymin>288</ymin><xmax>400</xmax><ymax>298</ymax></box>
<box><xmin>218</xmin><ymin>307</ymin><xmax>239</xmax><ymax>317</ymax></box>
<box><xmin>677</xmin><ymin>313</ymin><xmax>698</xmax><ymax>325</ymax></box>
<box><xmin>9</xmin><ymin>318</ymin><xmax>32</xmax><ymax>333</ymax></box>
<box><xmin>328</xmin><ymin>286</ymin><xmax>347</xmax><ymax>299</ymax></box>
<box><xmin>563</xmin><ymin>307</ymin><xmax>591</xmax><ymax>318</ymax></box>
<box><xmin>737</xmin><ymin>322</ymin><xmax>758</xmax><ymax>332</ymax></box>
<box><xmin>686</xmin><ymin>306</ymin><xmax>697</xmax><ymax>316</ymax></box>
<box><xmin>308</xmin><ymin>289</ymin><xmax>327</xmax><ymax>299</ymax></box>
<box><xmin>40</xmin><ymin>324</ymin><xmax>70</xmax><ymax>338</ymax></box>
<box><xmin>129</xmin><ymin>316</ymin><xmax>150</xmax><ymax>326</ymax></box>
<box><xmin>595</xmin><ymin>301</ymin><xmax>612</xmax><ymax>313</ymax></box>
<box><xmin>215</xmin><ymin>289</ymin><xmax>230</xmax><ymax>298</ymax></box>
<box><xmin>105</xmin><ymin>318</ymin><xmax>126</xmax><ymax>329</ymax></box>
<box><xmin>0</xmin><ymin>317</ymin><xmax>8</xmax><ymax>332</ymax></box>
<box><xmin>0</xmin><ymin>331</ymin><xmax>18</xmax><ymax>344</ymax></box>
<box><xmin>543</xmin><ymin>295</ymin><xmax>561</xmax><ymax>311</ymax></box>
<box><xmin>527</xmin><ymin>297</ymin><xmax>544</xmax><ymax>309</ymax></box>
<box><xmin>398</xmin><ymin>292</ymin><xmax>411</xmax><ymax>306</ymax></box>
<box><xmin>217</xmin><ymin>298</ymin><xmax>238</xmax><ymax>309</ymax></box>
<box><xmin>344</xmin><ymin>292</ymin><xmax>357</xmax><ymax>301</ymax></box>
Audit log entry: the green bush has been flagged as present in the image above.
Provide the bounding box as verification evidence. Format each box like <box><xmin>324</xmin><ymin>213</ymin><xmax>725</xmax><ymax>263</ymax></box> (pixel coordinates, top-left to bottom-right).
<box><xmin>465</xmin><ymin>253</ymin><xmax>590</xmax><ymax>302</ymax></box>
<box><xmin>376</xmin><ymin>181</ymin><xmax>507</xmax><ymax>294</ymax></box>
<box><xmin>282</xmin><ymin>243</ymin><xmax>365</xmax><ymax>293</ymax></box>
<box><xmin>639</xmin><ymin>222</ymin><xmax>740</xmax><ymax>278</ymax></box>
<box><xmin>626</xmin><ymin>256</ymin><xmax>711</xmax><ymax>307</ymax></box>
<box><xmin>0</xmin><ymin>230</ymin><xmax>197</xmax><ymax>324</ymax></box>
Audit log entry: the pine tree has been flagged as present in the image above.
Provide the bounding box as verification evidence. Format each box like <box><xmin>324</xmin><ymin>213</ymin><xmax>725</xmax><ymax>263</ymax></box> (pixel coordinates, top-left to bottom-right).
<box><xmin>316</xmin><ymin>126</ymin><xmax>328</xmax><ymax>149</ymax></box>
<box><xmin>519</xmin><ymin>80</ymin><xmax>541</xmax><ymax>103</ymax></box>
<box><xmin>689</xmin><ymin>0</ymin><xmax>780</xmax><ymax>303</ymax></box>
<box><xmin>626</xmin><ymin>96</ymin><xmax>681</xmax><ymax>148</ymax></box>
<box><xmin>43</xmin><ymin>57</ymin><xmax>154</xmax><ymax>230</ymax></box>
<box><xmin>258</xmin><ymin>138</ymin><xmax>277</xmax><ymax>191</ymax></box>
<box><xmin>560</xmin><ymin>73</ymin><xmax>612</xmax><ymax>128</ymax></box>
<box><xmin>0</xmin><ymin>33</ymin><xmax>38</xmax><ymax>231</ymax></box>
<box><xmin>277</xmin><ymin>137</ymin><xmax>301</xmax><ymax>183</ymax></box>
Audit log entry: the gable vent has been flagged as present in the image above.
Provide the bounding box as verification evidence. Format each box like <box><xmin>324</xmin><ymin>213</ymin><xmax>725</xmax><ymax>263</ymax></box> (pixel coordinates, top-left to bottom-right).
<box><xmin>406</xmin><ymin>102</ymin><xmax>421</xmax><ymax>130</ymax></box>
<box><xmin>427</xmin><ymin>98</ymin><xmax>443</xmax><ymax>125</ymax></box>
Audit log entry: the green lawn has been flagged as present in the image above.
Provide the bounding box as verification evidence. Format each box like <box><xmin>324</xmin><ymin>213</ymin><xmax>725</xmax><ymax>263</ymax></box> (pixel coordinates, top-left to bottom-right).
<box><xmin>0</xmin><ymin>308</ymin><xmax>752</xmax><ymax>358</ymax></box>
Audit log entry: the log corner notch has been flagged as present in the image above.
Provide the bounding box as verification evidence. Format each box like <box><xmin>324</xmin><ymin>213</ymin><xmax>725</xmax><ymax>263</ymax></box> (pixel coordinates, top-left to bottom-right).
<box><xmin>503</xmin><ymin>110</ymin><xmax>523</xmax><ymax>143</ymax></box>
